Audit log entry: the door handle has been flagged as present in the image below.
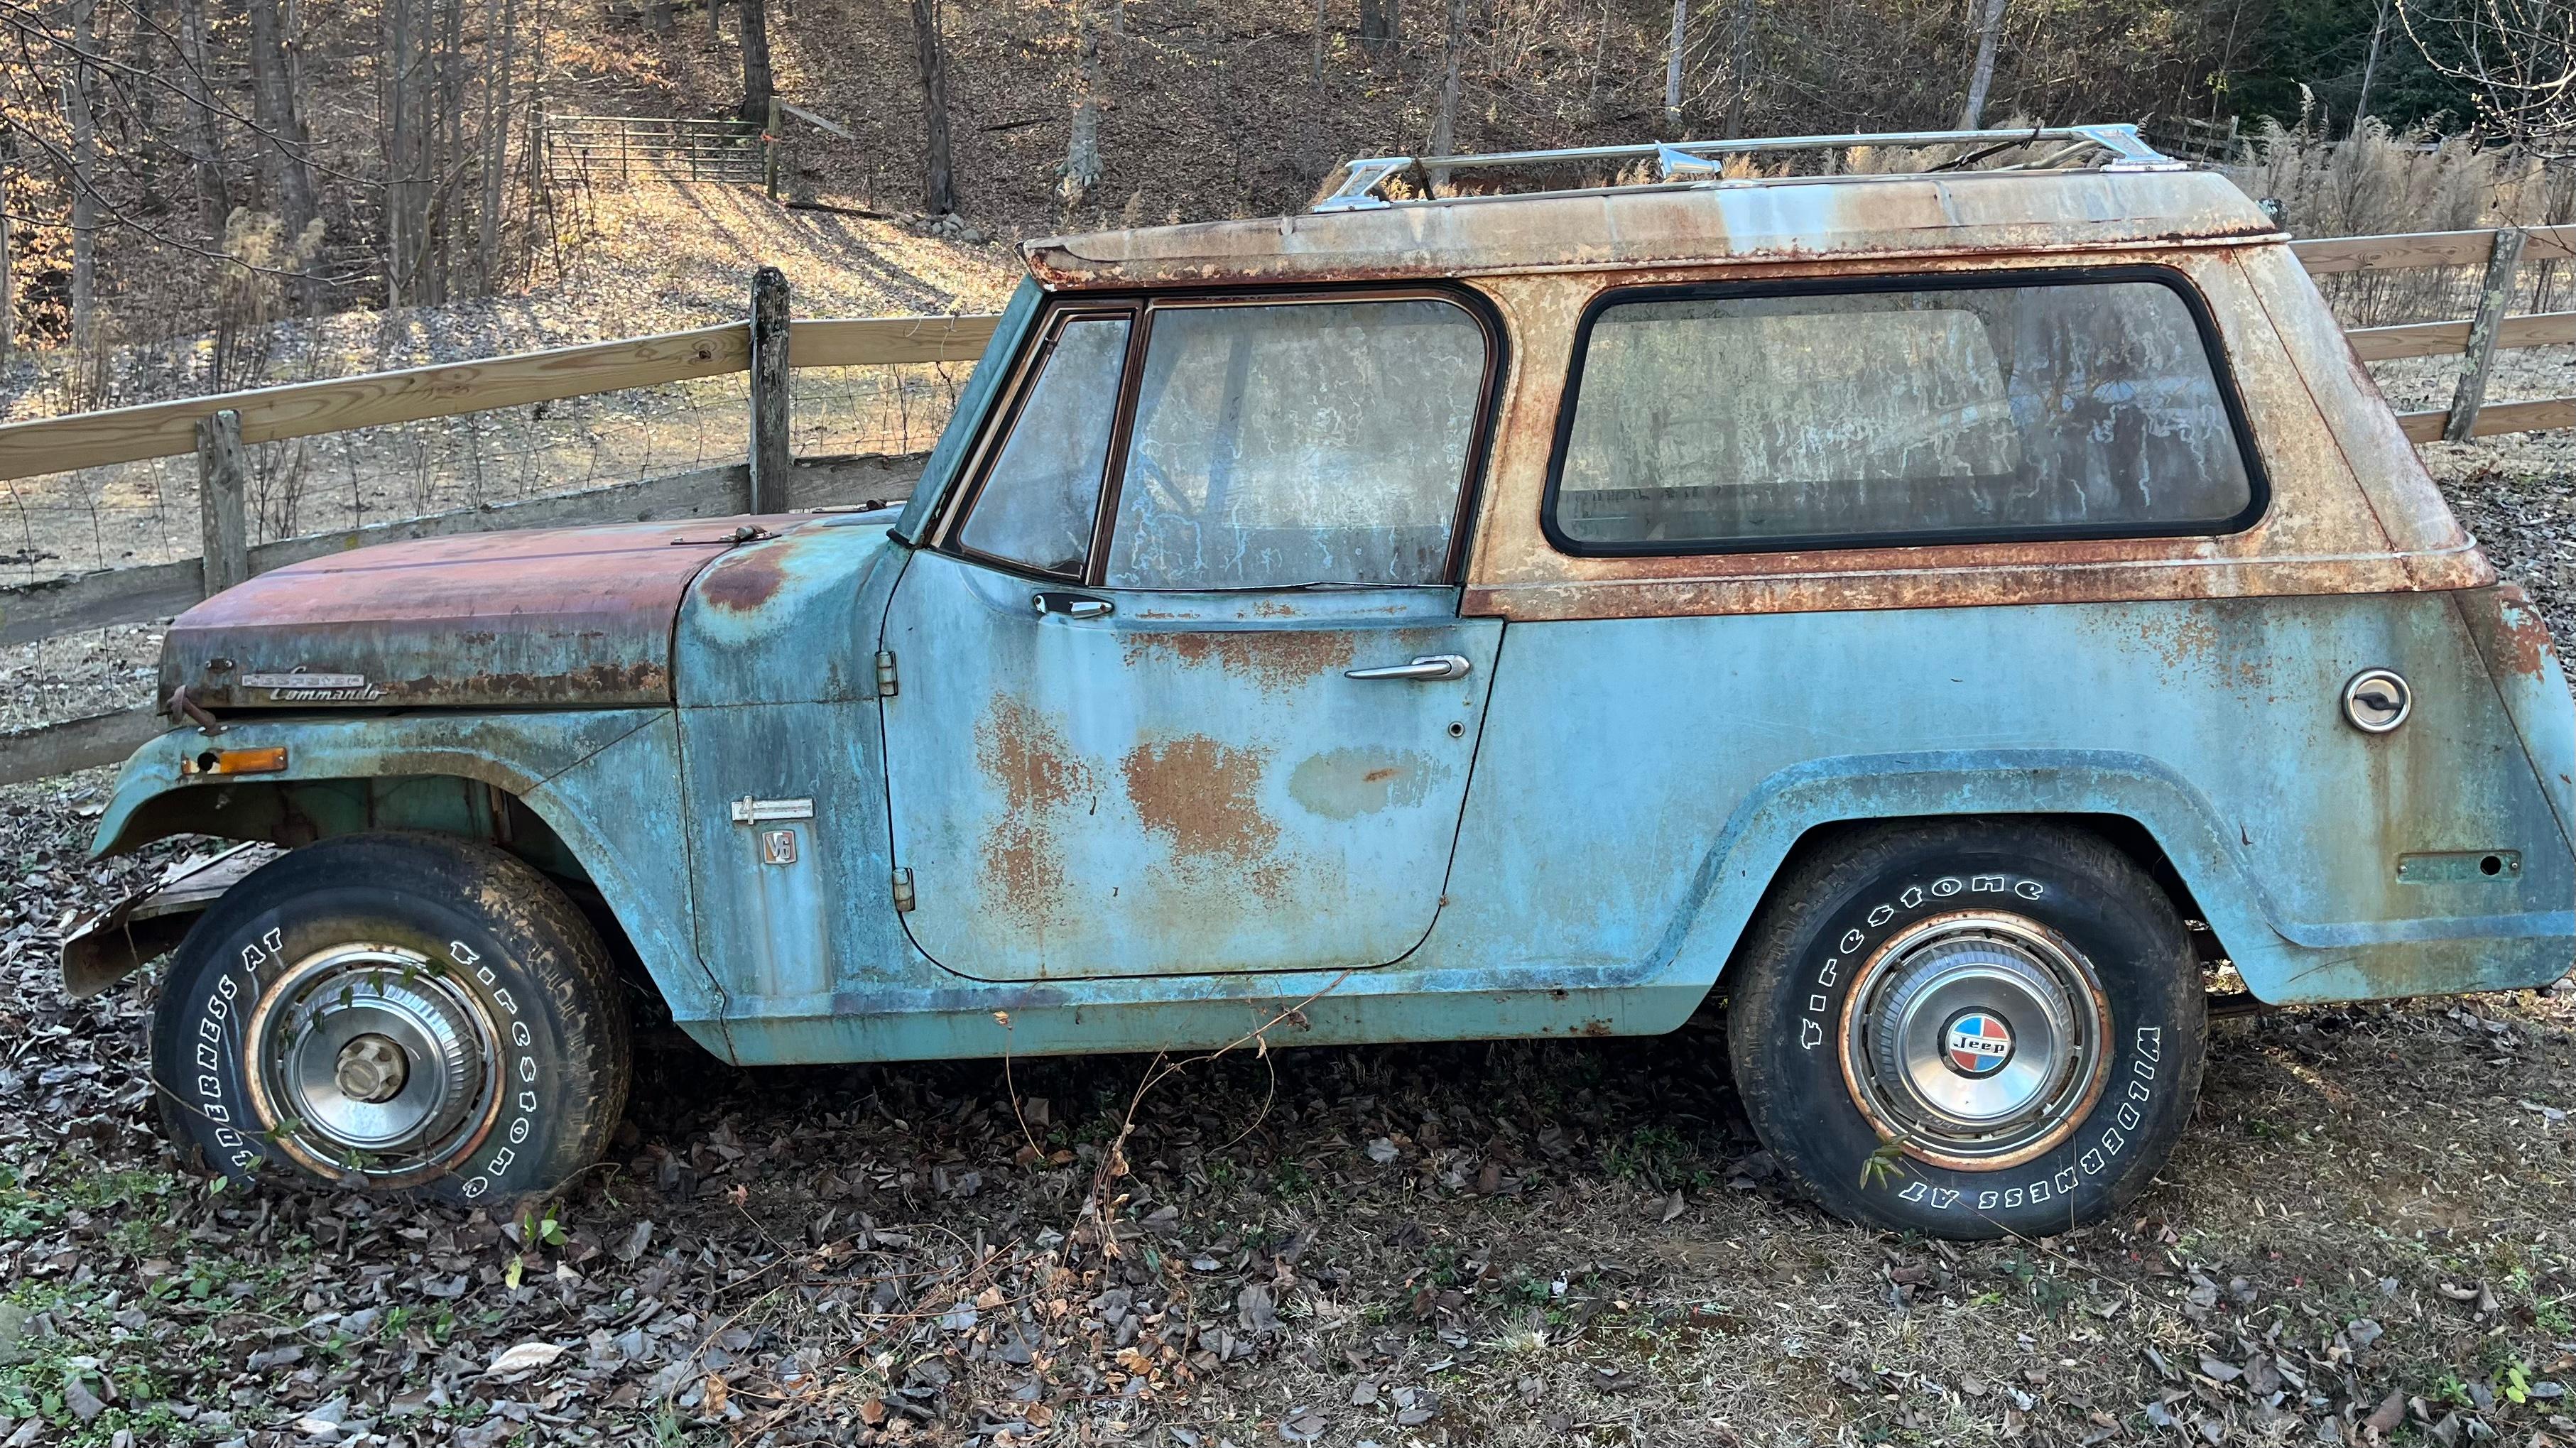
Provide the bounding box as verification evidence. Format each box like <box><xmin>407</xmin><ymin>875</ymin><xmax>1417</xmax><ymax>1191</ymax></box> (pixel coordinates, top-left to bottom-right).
<box><xmin>1345</xmin><ymin>653</ymin><xmax>1472</xmax><ymax>682</ymax></box>
<box><xmin>1031</xmin><ymin>591</ymin><xmax>1113</xmax><ymax>620</ymax></box>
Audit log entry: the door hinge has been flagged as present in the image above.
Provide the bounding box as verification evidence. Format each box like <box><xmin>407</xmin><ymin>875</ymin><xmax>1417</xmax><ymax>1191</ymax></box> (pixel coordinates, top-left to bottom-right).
<box><xmin>891</xmin><ymin>866</ymin><xmax>916</xmax><ymax>912</ymax></box>
<box><xmin>874</xmin><ymin>650</ymin><xmax>898</xmax><ymax>697</ymax></box>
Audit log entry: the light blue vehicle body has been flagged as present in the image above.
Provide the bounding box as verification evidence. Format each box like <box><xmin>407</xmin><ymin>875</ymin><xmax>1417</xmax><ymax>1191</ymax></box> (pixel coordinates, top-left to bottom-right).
<box><xmin>92</xmin><ymin>168</ymin><xmax>2576</xmax><ymax>1065</ymax></box>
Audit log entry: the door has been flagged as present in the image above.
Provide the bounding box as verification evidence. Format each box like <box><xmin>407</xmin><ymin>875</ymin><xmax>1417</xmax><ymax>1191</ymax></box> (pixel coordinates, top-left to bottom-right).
<box><xmin>881</xmin><ymin>293</ymin><xmax>1504</xmax><ymax>981</ymax></box>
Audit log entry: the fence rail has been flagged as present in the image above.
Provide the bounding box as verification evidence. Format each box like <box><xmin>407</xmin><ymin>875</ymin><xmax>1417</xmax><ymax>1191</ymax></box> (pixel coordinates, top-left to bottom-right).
<box><xmin>543</xmin><ymin>111</ymin><xmax>769</xmax><ymax>188</ymax></box>
<box><xmin>1</xmin><ymin>220</ymin><xmax>2574</xmax><ymax>786</ymax></box>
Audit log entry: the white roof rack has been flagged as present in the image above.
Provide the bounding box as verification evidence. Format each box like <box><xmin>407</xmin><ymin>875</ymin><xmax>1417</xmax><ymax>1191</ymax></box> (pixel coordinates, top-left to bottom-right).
<box><xmin>1310</xmin><ymin>123</ymin><xmax>2184</xmax><ymax>212</ymax></box>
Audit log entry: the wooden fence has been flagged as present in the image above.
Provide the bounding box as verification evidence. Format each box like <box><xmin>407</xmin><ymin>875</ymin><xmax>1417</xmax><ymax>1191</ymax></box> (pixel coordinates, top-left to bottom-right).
<box><xmin>0</xmin><ymin>221</ymin><xmax>2570</xmax><ymax>788</ymax></box>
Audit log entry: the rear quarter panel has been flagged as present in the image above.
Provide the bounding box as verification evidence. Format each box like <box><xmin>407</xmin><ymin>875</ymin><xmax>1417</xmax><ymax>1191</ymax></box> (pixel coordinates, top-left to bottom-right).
<box><xmin>1415</xmin><ymin>589</ymin><xmax>2576</xmax><ymax>1010</ymax></box>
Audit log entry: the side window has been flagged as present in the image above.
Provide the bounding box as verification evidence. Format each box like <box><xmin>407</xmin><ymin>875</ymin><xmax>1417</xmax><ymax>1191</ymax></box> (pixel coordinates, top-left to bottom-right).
<box><xmin>1549</xmin><ymin>275</ymin><xmax>2261</xmax><ymax>553</ymax></box>
<box><xmin>957</xmin><ymin>315</ymin><xmax>1131</xmax><ymax>577</ymax></box>
<box><xmin>1104</xmin><ymin>298</ymin><xmax>1489</xmax><ymax>591</ymax></box>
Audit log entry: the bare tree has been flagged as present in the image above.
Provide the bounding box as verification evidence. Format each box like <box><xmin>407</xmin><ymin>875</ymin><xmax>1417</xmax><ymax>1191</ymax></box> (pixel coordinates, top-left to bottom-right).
<box><xmin>738</xmin><ymin>0</ymin><xmax>775</xmax><ymax>123</ymax></box>
<box><xmin>910</xmin><ymin>0</ymin><xmax>957</xmax><ymax>214</ymax></box>
<box><xmin>175</xmin><ymin>0</ymin><xmax>231</xmax><ymax>239</ymax></box>
<box><xmin>66</xmin><ymin>0</ymin><xmax>100</xmax><ymax>349</ymax></box>
<box><xmin>1060</xmin><ymin>0</ymin><xmax>1105</xmax><ymax>206</ymax></box>
<box><xmin>246</xmin><ymin>0</ymin><xmax>320</xmax><ymax>251</ymax></box>
<box><xmin>1725</xmin><ymin>0</ymin><xmax>1754</xmax><ymax>134</ymax></box>
<box><xmin>2352</xmin><ymin>0</ymin><xmax>2392</xmax><ymax>136</ymax></box>
<box><xmin>478</xmin><ymin>0</ymin><xmax>520</xmax><ymax>288</ymax></box>
<box><xmin>2397</xmin><ymin>0</ymin><xmax>2576</xmax><ymax>142</ymax></box>
<box><xmin>1959</xmin><ymin>0</ymin><xmax>2011</xmax><ymax>127</ymax></box>
<box><xmin>1428</xmin><ymin>0</ymin><xmax>1466</xmax><ymax>183</ymax></box>
<box><xmin>1664</xmin><ymin>0</ymin><xmax>1688</xmax><ymax>131</ymax></box>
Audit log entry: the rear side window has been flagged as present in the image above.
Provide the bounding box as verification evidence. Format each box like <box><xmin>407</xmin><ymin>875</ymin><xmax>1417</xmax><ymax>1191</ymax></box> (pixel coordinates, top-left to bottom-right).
<box><xmin>1548</xmin><ymin>272</ymin><xmax>2263</xmax><ymax>555</ymax></box>
<box><xmin>1104</xmin><ymin>298</ymin><xmax>1489</xmax><ymax>590</ymax></box>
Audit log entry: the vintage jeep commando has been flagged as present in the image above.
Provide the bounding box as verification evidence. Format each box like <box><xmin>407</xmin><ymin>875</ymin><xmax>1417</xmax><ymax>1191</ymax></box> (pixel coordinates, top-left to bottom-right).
<box><xmin>76</xmin><ymin>125</ymin><xmax>2576</xmax><ymax>1239</ymax></box>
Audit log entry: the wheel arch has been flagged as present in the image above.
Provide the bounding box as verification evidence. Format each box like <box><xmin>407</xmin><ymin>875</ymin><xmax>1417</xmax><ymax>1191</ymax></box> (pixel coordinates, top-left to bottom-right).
<box><xmin>1673</xmin><ymin>751</ymin><xmax>2284</xmax><ymax>1003</ymax></box>
<box><xmin>86</xmin><ymin>712</ymin><xmax>723</xmax><ymax>1028</ymax></box>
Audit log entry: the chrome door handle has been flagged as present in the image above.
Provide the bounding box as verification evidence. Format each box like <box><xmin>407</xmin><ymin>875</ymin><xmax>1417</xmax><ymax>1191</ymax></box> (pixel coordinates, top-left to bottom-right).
<box><xmin>1345</xmin><ymin>654</ymin><xmax>1472</xmax><ymax>682</ymax></box>
<box><xmin>1032</xmin><ymin>592</ymin><xmax>1113</xmax><ymax>620</ymax></box>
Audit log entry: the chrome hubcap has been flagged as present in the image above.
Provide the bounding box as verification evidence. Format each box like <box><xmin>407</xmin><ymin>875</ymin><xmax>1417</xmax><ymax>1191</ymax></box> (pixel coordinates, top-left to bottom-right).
<box><xmin>254</xmin><ymin>946</ymin><xmax>497</xmax><ymax>1177</ymax></box>
<box><xmin>1842</xmin><ymin>913</ymin><xmax>2107</xmax><ymax>1167</ymax></box>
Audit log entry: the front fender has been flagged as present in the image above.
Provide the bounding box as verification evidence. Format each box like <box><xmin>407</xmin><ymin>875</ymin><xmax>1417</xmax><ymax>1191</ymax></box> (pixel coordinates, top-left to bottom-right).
<box><xmin>89</xmin><ymin>709</ymin><xmax>722</xmax><ymax>1023</ymax></box>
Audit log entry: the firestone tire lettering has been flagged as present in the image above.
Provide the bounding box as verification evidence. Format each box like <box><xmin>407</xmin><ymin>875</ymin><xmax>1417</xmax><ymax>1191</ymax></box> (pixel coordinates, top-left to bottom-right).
<box><xmin>148</xmin><ymin>832</ymin><xmax>629</xmax><ymax>1207</ymax></box>
<box><xmin>1727</xmin><ymin>820</ymin><xmax>2208</xmax><ymax>1241</ymax></box>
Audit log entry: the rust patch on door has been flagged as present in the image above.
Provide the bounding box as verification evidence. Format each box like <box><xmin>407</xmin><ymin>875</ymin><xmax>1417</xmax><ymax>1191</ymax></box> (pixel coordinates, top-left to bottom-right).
<box><xmin>1120</xmin><ymin>631</ymin><xmax>1357</xmax><ymax>692</ymax></box>
<box><xmin>976</xmin><ymin>695</ymin><xmax>1094</xmax><ymax>927</ymax></box>
<box><xmin>1121</xmin><ymin>734</ymin><xmax>1281</xmax><ymax>864</ymax></box>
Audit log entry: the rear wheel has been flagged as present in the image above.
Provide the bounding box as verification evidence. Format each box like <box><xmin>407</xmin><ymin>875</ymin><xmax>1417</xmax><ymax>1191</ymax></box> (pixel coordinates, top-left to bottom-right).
<box><xmin>1727</xmin><ymin>820</ymin><xmax>2205</xmax><ymax>1239</ymax></box>
<box><xmin>149</xmin><ymin>832</ymin><xmax>629</xmax><ymax>1205</ymax></box>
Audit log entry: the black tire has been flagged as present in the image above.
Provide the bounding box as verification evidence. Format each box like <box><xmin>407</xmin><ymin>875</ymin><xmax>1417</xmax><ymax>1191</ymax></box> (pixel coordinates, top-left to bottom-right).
<box><xmin>1727</xmin><ymin>820</ymin><xmax>2205</xmax><ymax>1240</ymax></box>
<box><xmin>150</xmin><ymin>832</ymin><xmax>630</xmax><ymax>1207</ymax></box>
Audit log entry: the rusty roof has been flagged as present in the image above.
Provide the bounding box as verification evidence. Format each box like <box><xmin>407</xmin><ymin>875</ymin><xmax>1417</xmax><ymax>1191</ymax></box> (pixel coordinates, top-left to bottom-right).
<box><xmin>1023</xmin><ymin>169</ymin><xmax>2281</xmax><ymax>289</ymax></box>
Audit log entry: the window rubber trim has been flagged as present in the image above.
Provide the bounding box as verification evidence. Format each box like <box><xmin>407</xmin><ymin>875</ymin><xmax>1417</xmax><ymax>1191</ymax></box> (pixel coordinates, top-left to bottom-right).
<box><xmin>935</xmin><ymin>281</ymin><xmax>1509</xmax><ymax>592</ymax></box>
<box><xmin>939</xmin><ymin>305</ymin><xmax>1139</xmax><ymax>584</ymax></box>
<box><xmin>1535</xmin><ymin>263</ymin><xmax>2276</xmax><ymax>560</ymax></box>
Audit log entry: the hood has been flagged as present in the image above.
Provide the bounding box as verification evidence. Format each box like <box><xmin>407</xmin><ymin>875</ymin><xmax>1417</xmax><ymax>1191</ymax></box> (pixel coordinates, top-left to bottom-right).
<box><xmin>164</xmin><ymin>517</ymin><xmax>812</xmax><ymax>711</ymax></box>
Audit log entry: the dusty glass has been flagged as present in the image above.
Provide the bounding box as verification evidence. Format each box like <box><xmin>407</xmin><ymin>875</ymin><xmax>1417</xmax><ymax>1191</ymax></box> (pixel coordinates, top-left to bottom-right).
<box><xmin>1106</xmin><ymin>300</ymin><xmax>1486</xmax><ymax>590</ymax></box>
<box><xmin>960</xmin><ymin>316</ymin><xmax>1131</xmax><ymax>575</ymax></box>
<box><xmin>1553</xmin><ymin>281</ymin><xmax>2256</xmax><ymax>550</ymax></box>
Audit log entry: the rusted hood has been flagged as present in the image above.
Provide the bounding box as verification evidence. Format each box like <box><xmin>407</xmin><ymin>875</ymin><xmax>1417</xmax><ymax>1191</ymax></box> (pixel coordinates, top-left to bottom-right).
<box><xmin>163</xmin><ymin>518</ymin><xmax>809</xmax><ymax>710</ymax></box>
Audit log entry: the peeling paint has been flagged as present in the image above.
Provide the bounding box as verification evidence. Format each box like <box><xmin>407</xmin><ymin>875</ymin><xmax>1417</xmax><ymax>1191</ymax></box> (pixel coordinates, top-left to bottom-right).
<box><xmin>1288</xmin><ymin>748</ymin><xmax>1436</xmax><ymax>820</ymax></box>
<box><xmin>1119</xmin><ymin>630</ymin><xmax>1357</xmax><ymax>692</ymax></box>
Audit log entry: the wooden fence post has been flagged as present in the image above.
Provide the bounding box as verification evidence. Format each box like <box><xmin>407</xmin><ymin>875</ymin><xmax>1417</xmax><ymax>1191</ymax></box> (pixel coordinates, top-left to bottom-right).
<box><xmin>765</xmin><ymin>95</ymin><xmax>783</xmax><ymax>200</ymax></box>
<box><xmin>2445</xmin><ymin>227</ymin><xmax>2528</xmax><ymax>442</ymax></box>
<box><xmin>195</xmin><ymin>408</ymin><xmax>249</xmax><ymax>595</ymax></box>
<box><xmin>748</xmin><ymin>267</ymin><xmax>792</xmax><ymax>513</ymax></box>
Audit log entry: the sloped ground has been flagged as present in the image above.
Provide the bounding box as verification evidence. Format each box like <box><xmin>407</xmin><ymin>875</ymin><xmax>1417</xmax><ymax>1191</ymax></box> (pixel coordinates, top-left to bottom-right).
<box><xmin>0</xmin><ymin>467</ymin><xmax>2572</xmax><ymax>1446</ymax></box>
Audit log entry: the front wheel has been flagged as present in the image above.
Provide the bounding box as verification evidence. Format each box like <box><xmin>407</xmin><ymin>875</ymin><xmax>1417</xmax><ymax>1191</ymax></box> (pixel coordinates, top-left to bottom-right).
<box><xmin>149</xmin><ymin>832</ymin><xmax>630</xmax><ymax>1205</ymax></box>
<box><xmin>1727</xmin><ymin>820</ymin><xmax>2206</xmax><ymax>1240</ymax></box>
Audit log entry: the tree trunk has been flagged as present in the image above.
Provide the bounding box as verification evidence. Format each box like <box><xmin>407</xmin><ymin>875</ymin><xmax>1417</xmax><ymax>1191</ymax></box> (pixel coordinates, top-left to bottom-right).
<box><xmin>1427</xmin><ymin>0</ymin><xmax>1465</xmax><ymax>186</ymax></box>
<box><xmin>1725</xmin><ymin>0</ymin><xmax>1754</xmax><ymax>135</ymax></box>
<box><xmin>1313</xmin><ymin>0</ymin><xmax>1328</xmax><ymax>85</ymax></box>
<box><xmin>911</xmin><ymin>0</ymin><xmax>957</xmax><ymax>214</ymax></box>
<box><xmin>1060</xmin><ymin>0</ymin><xmax>1104</xmax><ymax>207</ymax></box>
<box><xmin>1958</xmin><ymin>0</ymin><xmax>2009</xmax><ymax>129</ymax></box>
<box><xmin>1357</xmin><ymin>0</ymin><xmax>1398</xmax><ymax>55</ymax></box>
<box><xmin>385</xmin><ymin>0</ymin><xmax>425</xmax><ymax>306</ymax></box>
<box><xmin>67</xmin><ymin>0</ymin><xmax>100</xmax><ymax>350</ymax></box>
<box><xmin>1663</xmin><ymin>0</ymin><xmax>1687</xmax><ymax>132</ymax></box>
<box><xmin>132</xmin><ymin>0</ymin><xmax>168</xmax><ymax>205</ymax></box>
<box><xmin>176</xmin><ymin>0</ymin><xmax>231</xmax><ymax>240</ymax></box>
<box><xmin>247</xmin><ymin>0</ymin><xmax>321</xmax><ymax>274</ymax></box>
<box><xmin>2349</xmin><ymin>0</ymin><xmax>2390</xmax><ymax>139</ymax></box>
<box><xmin>479</xmin><ymin>0</ymin><xmax>520</xmax><ymax>290</ymax></box>
<box><xmin>1588</xmin><ymin>0</ymin><xmax>1609</xmax><ymax>106</ymax></box>
<box><xmin>739</xmin><ymin>0</ymin><xmax>776</xmax><ymax>122</ymax></box>
<box><xmin>649</xmin><ymin>0</ymin><xmax>671</xmax><ymax>31</ymax></box>
<box><xmin>710</xmin><ymin>0</ymin><xmax>726</xmax><ymax>40</ymax></box>
<box><xmin>437</xmin><ymin>0</ymin><xmax>467</xmax><ymax>300</ymax></box>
